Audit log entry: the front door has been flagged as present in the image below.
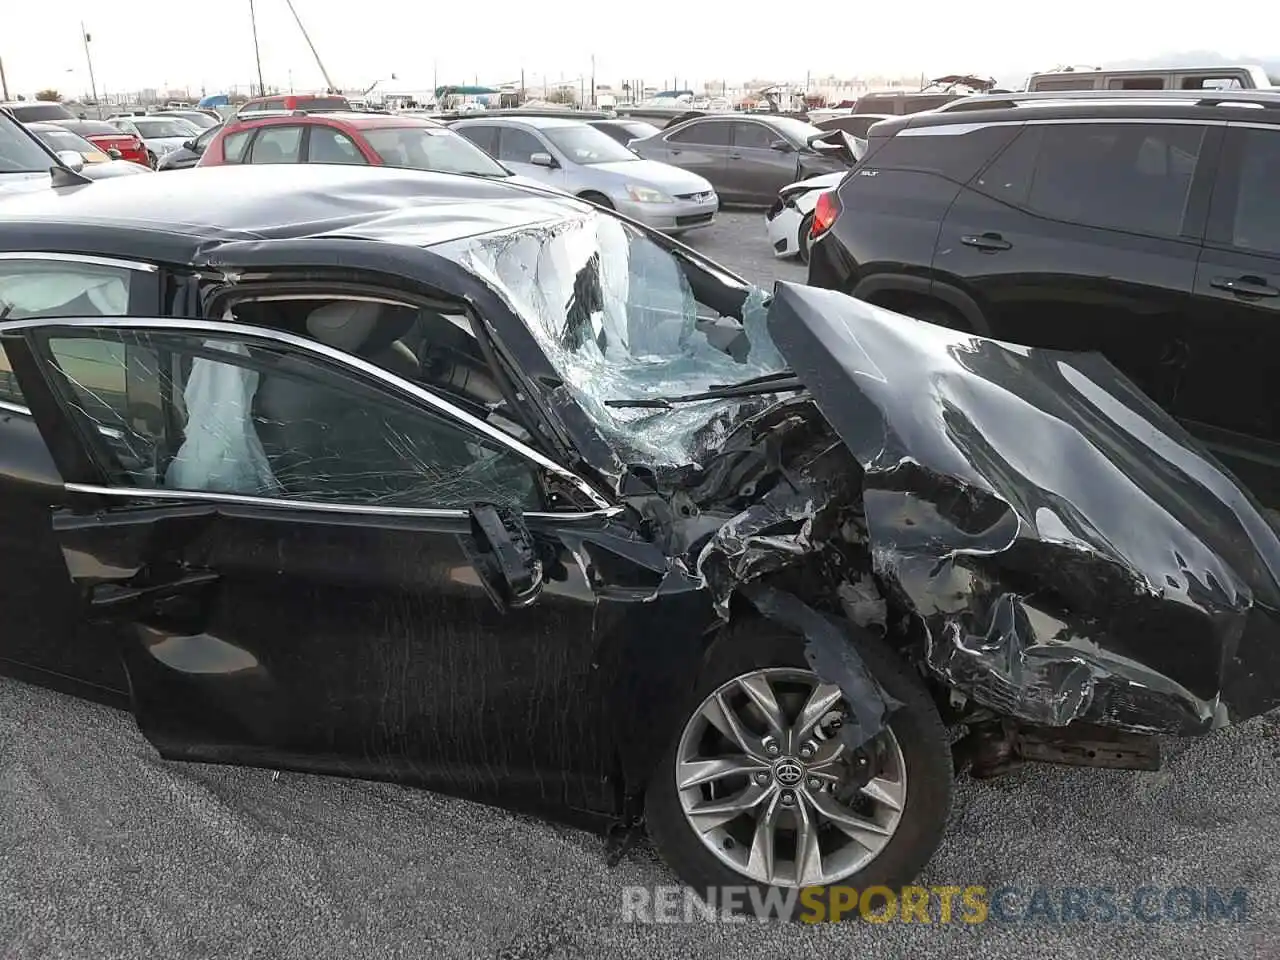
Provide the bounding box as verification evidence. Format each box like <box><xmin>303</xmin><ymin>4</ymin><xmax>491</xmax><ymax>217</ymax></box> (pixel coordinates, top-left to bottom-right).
<box><xmin>661</xmin><ymin>120</ymin><xmax>731</xmax><ymax>196</ymax></box>
<box><xmin>727</xmin><ymin>121</ymin><xmax>798</xmax><ymax>205</ymax></box>
<box><xmin>0</xmin><ymin>316</ymin><xmax>640</xmax><ymax>817</ymax></box>
<box><xmin>1181</xmin><ymin>123</ymin><xmax>1280</xmax><ymax>513</ymax></box>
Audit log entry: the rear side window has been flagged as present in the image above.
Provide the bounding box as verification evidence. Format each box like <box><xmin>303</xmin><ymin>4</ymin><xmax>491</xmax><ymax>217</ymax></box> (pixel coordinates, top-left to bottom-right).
<box><xmin>973</xmin><ymin>122</ymin><xmax>1206</xmax><ymax>239</ymax></box>
<box><xmin>863</xmin><ymin>123</ymin><xmax>1020</xmax><ymax>183</ymax></box>
<box><xmin>0</xmin><ymin>260</ymin><xmax>136</xmax><ymax>406</ymax></box>
<box><xmin>1226</xmin><ymin>128</ymin><xmax>1280</xmax><ymax>256</ymax></box>
<box><xmin>221</xmin><ymin>130</ymin><xmax>252</xmax><ymax>162</ymax></box>
<box><xmin>667</xmin><ymin>122</ymin><xmax>730</xmax><ymax>146</ymax></box>
<box><xmin>248</xmin><ymin>126</ymin><xmax>303</xmax><ymax>163</ymax></box>
<box><xmin>456</xmin><ymin>125</ymin><xmax>498</xmax><ymax>155</ymax></box>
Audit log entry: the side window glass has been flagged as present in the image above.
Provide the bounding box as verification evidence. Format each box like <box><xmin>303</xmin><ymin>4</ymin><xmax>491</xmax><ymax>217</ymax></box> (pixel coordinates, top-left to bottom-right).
<box><xmin>873</xmin><ymin>124</ymin><xmax>1020</xmax><ymax>183</ymax></box>
<box><xmin>1230</xmin><ymin>129</ymin><xmax>1280</xmax><ymax>256</ymax></box>
<box><xmin>458</xmin><ymin>125</ymin><xmax>498</xmax><ymax>154</ymax></box>
<box><xmin>194</xmin><ymin>126</ymin><xmax>220</xmax><ymax>150</ymax></box>
<box><xmin>978</xmin><ymin>123</ymin><xmax>1204</xmax><ymax>239</ymax></box>
<box><xmin>40</xmin><ymin>330</ymin><xmax>542</xmax><ymax>510</ymax></box>
<box><xmin>667</xmin><ymin>122</ymin><xmax>729</xmax><ymax>146</ymax></box>
<box><xmin>732</xmin><ymin>123</ymin><xmax>775</xmax><ymax>150</ymax></box>
<box><xmin>307</xmin><ymin>127</ymin><xmax>366</xmax><ymax>164</ymax></box>
<box><xmin>497</xmin><ymin>128</ymin><xmax>546</xmax><ymax>163</ymax></box>
<box><xmin>249</xmin><ymin>126</ymin><xmax>303</xmax><ymax>163</ymax></box>
<box><xmin>0</xmin><ymin>260</ymin><xmax>136</xmax><ymax>405</ymax></box>
<box><xmin>222</xmin><ymin>130</ymin><xmax>252</xmax><ymax>163</ymax></box>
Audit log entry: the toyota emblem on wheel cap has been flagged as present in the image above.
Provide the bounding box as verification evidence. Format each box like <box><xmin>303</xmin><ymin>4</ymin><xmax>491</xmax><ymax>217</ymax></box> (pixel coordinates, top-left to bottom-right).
<box><xmin>773</xmin><ymin>761</ymin><xmax>803</xmax><ymax>786</ymax></box>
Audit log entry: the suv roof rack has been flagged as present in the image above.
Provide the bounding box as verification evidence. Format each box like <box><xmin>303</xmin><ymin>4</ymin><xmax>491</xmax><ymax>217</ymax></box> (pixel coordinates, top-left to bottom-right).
<box><xmin>937</xmin><ymin>89</ymin><xmax>1280</xmax><ymax>112</ymax></box>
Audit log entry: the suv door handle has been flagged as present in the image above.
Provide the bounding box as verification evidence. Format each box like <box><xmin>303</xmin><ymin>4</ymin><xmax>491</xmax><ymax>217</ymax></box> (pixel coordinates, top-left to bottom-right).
<box><xmin>1210</xmin><ymin>276</ymin><xmax>1279</xmax><ymax>299</ymax></box>
<box><xmin>728</xmin><ymin>153</ymin><xmax>742</xmax><ymax>159</ymax></box>
<box><xmin>961</xmin><ymin>232</ymin><xmax>1012</xmax><ymax>252</ymax></box>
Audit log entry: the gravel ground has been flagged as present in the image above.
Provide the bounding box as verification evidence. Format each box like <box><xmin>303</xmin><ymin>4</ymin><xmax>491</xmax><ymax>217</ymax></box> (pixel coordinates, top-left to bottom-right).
<box><xmin>3</xmin><ymin>211</ymin><xmax>1279</xmax><ymax>959</ymax></box>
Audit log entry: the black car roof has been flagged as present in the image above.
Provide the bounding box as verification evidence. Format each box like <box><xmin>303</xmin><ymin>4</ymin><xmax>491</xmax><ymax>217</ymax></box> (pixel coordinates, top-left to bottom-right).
<box><xmin>876</xmin><ymin>90</ymin><xmax>1280</xmax><ymax>136</ymax></box>
<box><xmin>0</xmin><ymin>164</ymin><xmax>588</xmax><ymax>260</ymax></box>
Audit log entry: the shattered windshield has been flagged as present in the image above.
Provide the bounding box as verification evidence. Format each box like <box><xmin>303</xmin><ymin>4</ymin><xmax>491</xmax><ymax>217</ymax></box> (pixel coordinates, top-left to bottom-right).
<box><xmin>434</xmin><ymin>212</ymin><xmax>787</xmax><ymax>468</ymax></box>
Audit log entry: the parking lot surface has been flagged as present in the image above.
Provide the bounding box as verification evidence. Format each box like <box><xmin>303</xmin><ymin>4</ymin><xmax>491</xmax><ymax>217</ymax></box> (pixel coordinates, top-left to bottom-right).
<box><xmin>2</xmin><ymin>212</ymin><xmax>1278</xmax><ymax>960</ymax></box>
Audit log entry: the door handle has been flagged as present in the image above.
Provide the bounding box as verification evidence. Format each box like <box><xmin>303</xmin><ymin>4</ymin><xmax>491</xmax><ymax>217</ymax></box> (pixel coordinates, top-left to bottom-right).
<box><xmin>88</xmin><ymin>569</ymin><xmax>220</xmax><ymax>611</ymax></box>
<box><xmin>728</xmin><ymin>153</ymin><xmax>742</xmax><ymax>160</ymax></box>
<box><xmin>1210</xmin><ymin>276</ymin><xmax>1279</xmax><ymax>298</ymax></box>
<box><xmin>669</xmin><ymin>149</ymin><xmax>682</xmax><ymax>156</ymax></box>
<box><xmin>961</xmin><ymin>232</ymin><xmax>1012</xmax><ymax>252</ymax></box>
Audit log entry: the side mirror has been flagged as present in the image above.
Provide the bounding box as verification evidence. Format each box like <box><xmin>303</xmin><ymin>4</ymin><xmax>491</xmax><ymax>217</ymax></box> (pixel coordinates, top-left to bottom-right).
<box><xmin>107</xmin><ymin>147</ymin><xmax>123</xmax><ymax>160</ymax></box>
<box><xmin>770</xmin><ymin>139</ymin><xmax>794</xmax><ymax>153</ymax></box>
<box><xmin>465</xmin><ymin>503</ymin><xmax>544</xmax><ymax>609</ymax></box>
<box><xmin>55</xmin><ymin>150</ymin><xmax>85</xmax><ymax>172</ymax></box>
<box><xmin>530</xmin><ymin>151</ymin><xmax>557</xmax><ymax>168</ymax></box>
<box><xmin>182</xmin><ymin>139</ymin><xmax>196</xmax><ymax>151</ymax></box>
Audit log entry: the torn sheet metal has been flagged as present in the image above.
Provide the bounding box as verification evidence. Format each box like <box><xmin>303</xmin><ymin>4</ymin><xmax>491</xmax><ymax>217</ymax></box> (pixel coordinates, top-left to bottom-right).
<box><xmin>743</xmin><ymin>582</ymin><xmax>902</xmax><ymax>751</ymax></box>
<box><xmin>765</xmin><ymin>281</ymin><xmax>1280</xmax><ymax>735</ymax></box>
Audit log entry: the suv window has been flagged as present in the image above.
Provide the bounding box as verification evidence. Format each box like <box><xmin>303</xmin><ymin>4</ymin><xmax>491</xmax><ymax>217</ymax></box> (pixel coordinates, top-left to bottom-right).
<box><xmin>307</xmin><ymin>125</ymin><xmax>366</xmax><ymax>164</ymax></box>
<box><xmin>249</xmin><ymin>125</ymin><xmax>304</xmax><ymax>163</ymax></box>
<box><xmin>667</xmin><ymin>121</ymin><xmax>730</xmax><ymax>147</ymax></box>
<box><xmin>40</xmin><ymin>329</ymin><xmax>543</xmax><ymax>509</ymax></box>
<box><xmin>731</xmin><ymin>122</ymin><xmax>775</xmax><ymax>150</ymax></box>
<box><xmin>867</xmin><ymin>123</ymin><xmax>1020</xmax><ymax>182</ymax></box>
<box><xmin>497</xmin><ymin>127</ymin><xmax>546</xmax><ymax>163</ymax></box>
<box><xmin>1228</xmin><ymin>128</ymin><xmax>1280</xmax><ymax>256</ymax></box>
<box><xmin>973</xmin><ymin>122</ymin><xmax>1205</xmax><ymax>239</ymax></box>
<box><xmin>0</xmin><ymin>261</ymin><xmax>136</xmax><ymax>406</ymax></box>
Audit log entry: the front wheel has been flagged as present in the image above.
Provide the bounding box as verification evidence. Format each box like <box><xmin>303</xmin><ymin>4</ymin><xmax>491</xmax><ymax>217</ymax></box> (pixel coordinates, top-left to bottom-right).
<box><xmin>646</xmin><ymin>622</ymin><xmax>952</xmax><ymax>917</ymax></box>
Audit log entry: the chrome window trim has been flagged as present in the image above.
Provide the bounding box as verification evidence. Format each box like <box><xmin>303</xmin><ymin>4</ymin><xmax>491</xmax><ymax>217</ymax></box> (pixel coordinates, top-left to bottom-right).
<box><xmin>63</xmin><ymin>483</ymin><xmax>623</xmax><ymax>521</ymax></box>
<box><xmin>0</xmin><ymin>314</ymin><xmax>613</xmax><ymax>511</ymax></box>
<box><xmin>0</xmin><ymin>252</ymin><xmax>159</xmax><ymax>273</ymax></box>
<box><xmin>0</xmin><ymin>399</ymin><xmax>31</xmax><ymax>416</ymax></box>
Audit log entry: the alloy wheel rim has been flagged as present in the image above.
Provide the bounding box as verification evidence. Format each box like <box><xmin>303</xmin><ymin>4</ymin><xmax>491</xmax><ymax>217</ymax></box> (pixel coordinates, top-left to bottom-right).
<box><xmin>675</xmin><ymin>666</ymin><xmax>906</xmax><ymax>887</ymax></box>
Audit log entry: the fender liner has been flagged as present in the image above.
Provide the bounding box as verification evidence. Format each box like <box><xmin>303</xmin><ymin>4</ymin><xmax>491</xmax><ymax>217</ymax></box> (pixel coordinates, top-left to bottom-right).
<box><xmin>852</xmin><ymin>274</ymin><xmax>991</xmax><ymax>336</ymax></box>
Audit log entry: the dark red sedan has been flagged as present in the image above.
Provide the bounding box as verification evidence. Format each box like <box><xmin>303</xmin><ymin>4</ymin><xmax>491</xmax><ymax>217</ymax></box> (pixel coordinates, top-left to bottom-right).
<box><xmin>48</xmin><ymin>119</ymin><xmax>149</xmax><ymax>167</ymax></box>
<box><xmin>197</xmin><ymin>112</ymin><xmax>509</xmax><ymax>178</ymax></box>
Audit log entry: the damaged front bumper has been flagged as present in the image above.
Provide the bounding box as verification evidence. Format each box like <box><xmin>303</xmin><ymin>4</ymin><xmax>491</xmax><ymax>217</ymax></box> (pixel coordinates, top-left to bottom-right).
<box><xmin>685</xmin><ymin>283</ymin><xmax>1280</xmax><ymax>741</ymax></box>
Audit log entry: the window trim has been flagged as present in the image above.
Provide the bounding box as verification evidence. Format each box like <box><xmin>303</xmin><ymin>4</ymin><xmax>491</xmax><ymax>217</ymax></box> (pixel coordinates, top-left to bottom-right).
<box><xmin>0</xmin><ymin>253</ymin><xmax>162</xmax><ymax>413</ymax></box>
<box><xmin>663</xmin><ymin>118</ymin><xmax>733</xmax><ymax>147</ymax></box>
<box><xmin>1</xmin><ymin>315</ymin><xmax>614</xmax><ymax>514</ymax></box>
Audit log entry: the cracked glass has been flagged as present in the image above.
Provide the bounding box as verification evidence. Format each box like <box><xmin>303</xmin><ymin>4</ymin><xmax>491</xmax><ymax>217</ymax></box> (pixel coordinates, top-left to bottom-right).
<box><xmin>42</xmin><ymin>329</ymin><xmax>542</xmax><ymax>510</ymax></box>
<box><xmin>435</xmin><ymin>211</ymin><xmax>785</xmax><ymax>468</ymax></box>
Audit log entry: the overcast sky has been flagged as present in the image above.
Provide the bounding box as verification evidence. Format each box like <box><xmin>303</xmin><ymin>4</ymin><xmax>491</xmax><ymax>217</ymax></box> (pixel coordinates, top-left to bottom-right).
<box><xmin>3</xmin><ymin>0</ymin><xmax>1275</xmax><ymax>97</ymax></box>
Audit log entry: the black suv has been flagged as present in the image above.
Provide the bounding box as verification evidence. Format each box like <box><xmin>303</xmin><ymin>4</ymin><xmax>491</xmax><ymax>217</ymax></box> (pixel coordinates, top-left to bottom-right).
<box><xmin>809</xmin><ymin>90</ymin><xmax>1280</xmax><ymax>512</ymax></box>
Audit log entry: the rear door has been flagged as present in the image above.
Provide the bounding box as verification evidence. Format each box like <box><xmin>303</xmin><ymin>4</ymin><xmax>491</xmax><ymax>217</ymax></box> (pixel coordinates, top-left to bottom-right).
<box><xmin>245</xmin><ymin>123</ymin><xmax>305</xmax><ymax>164</ymax></box>
<box><xmin>1182</xmin><ymin>122</ymin><xmax>1280</xmax><ymax>511</ymax></box>
<box><xmin>934</xmin><ymin>118</ymin><xmax>1220</xmax><ymax>413</ymax></box>
<box><xmin>0</xmin><ymin>316</ymin><xmax>629</xmax><ymax>813</ymax></box>
<box><xmin>727</xmin><ymin>120</ymin><xmax>797</xmax><ymax>205</ymax></box>
<box><xmin>661</xmin><ymin>120</ymin><xmax>731</xmax><ymax>193</ymax></box>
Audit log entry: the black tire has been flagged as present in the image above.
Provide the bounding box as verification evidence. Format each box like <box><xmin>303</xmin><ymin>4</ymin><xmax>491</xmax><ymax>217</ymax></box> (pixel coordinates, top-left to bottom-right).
<box><xmin>797</xmin><ymin>212</ymin><xmax>815</xmax><ymax>265</ymax></box>
<box><xmin>578</xmin><ymin>191</ymin><xmax>614</xmax><ymax>210</ymax></box>
<box><xmin>646</xmin><ymin>619</ymin><xmax>952</xmax><ymax>919</ymax></box>
<box><xmin>146</xmin><ymin>151</ymin><xmax>157</xmax><ymax>169</ymax></box>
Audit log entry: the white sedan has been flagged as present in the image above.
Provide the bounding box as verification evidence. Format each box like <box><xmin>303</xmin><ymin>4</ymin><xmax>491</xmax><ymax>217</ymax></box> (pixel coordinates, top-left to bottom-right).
<box><xmin>108</xmin><ymin>115</ymin><xmax>201</xmax><ymax>167</ymax></box>
<box><xmin>764</xmin><ymin>171</ymin><xmax>845</xmax><ymax>263</ymax></box>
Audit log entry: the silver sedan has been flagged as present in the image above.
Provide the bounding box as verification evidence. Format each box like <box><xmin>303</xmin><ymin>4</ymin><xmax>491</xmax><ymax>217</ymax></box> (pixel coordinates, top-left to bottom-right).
<box><xmin>451</xmin><ymin>115</ymin><xmax>718</xmax><ymax>235</ymax></box>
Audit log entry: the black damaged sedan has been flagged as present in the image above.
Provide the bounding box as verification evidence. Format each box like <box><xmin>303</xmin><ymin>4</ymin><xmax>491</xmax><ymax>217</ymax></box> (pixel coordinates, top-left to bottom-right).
<box><xmin>1</xmin><ymin>165</ymin><xmax>1278</xmax><ymax>909</ymax></box>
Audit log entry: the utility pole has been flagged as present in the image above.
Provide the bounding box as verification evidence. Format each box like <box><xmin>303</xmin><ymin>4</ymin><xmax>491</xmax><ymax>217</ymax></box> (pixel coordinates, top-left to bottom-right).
<box><xmin>283</xmin><ymin>0</ymin><xmax>337</xmax><ymax>93</ymax></box>
<box><xmin>80</xmin><ymin>23</ymin><xmax>99</xmax><ymax>105</ymax></box>
<box><xmin>0</xmin><ymin>56</ymin><xmax>9</xmax><ymax>101</ymax></box>
<box><xmin>590</xmin><ymin>54</ymin><xmax>595</xmax><ymax>107</ymax></box>
<box><xmin>249</xmin><ymin>0</ymin><xmax>266</xmax><ymax>97</ymax></box>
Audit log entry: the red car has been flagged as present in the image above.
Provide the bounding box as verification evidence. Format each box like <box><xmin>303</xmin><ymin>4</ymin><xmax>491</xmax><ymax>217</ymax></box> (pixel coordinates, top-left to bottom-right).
<box><xmin>237</xmin><ymin>93</ymin><xmax>351</xmax><ymax>115</ymax></box>
<box><xmin>48</xmin><ymin>119</ymin><xmax>149</xmax><ymax>167</ymax></box>
<box><xmin>197</xmin><ymin>112</ymin><xmax>512</xmax><ymax>179</ymax></box>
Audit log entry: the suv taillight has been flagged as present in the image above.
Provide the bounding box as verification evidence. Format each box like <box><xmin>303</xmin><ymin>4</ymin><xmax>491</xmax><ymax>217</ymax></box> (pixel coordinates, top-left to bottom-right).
<box><xmin>811</xmin><ymin>190</ymin><xmax>841</xmax><ymax>240</ymax></box>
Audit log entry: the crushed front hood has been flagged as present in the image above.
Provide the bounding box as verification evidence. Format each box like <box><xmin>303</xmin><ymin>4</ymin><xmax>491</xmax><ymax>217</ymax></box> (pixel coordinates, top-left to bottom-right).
<box><xmin>764</xmin><ymin>282</ymin><xmax>1280</xmax><ymax>733</ymax></box>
